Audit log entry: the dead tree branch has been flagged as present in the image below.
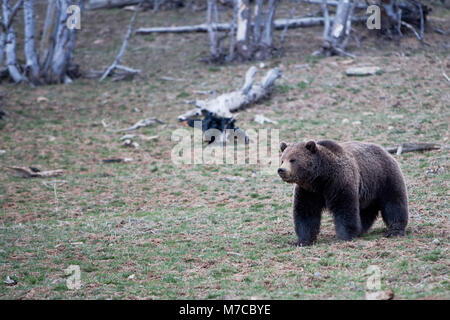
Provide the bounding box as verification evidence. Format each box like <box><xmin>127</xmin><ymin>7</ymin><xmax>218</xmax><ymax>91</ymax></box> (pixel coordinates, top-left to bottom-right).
<box><xmin>178</xmin><ymin>66</ymin><xmax>282</xmax><ymax>121</ymax></box>
<box><xmin>386</xmin><ymin>143</ymin><xmax>440</xmax><ymax>154</ymax></box>
<box><xmin>100</xmin><ymin>0</ymin><xmax>142</xmax><ymax>81</ymax></box>
<box><xmin>136</xmin><ymin>16</ymin><xmax>365</xmax><ymax>34</ymax></box>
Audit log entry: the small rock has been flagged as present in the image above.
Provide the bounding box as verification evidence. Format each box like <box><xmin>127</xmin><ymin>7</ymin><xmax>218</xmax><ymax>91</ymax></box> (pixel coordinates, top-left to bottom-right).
<box><xmin>352</xmin><ymin>121</ymin><xmax>362</xmax><ymax>126</ymax></box>
<box><xmin>0</xmin><ymin>150</ymin><xmax>5</xmax><ymax>156</ymax></box>
<box><xmin>342</xmin><ymin>118</ymin><xmax>349</xmax><ymax>124</ymax></box>
<box><xmin>259</xmin><ymin>62</ymin><xmax>266</xmax><ymax>69</ymax></box>
<box><xmin>346</xmin><ymin>66</ymin><xmax>381</xmax><ymax>76</ymax></box>
<box><xmin>221</xmin><ymin>176</ymin><xmax>245</xmax><ymax>183</ymax></box>
<box><xmin>120</xmin><ymin>134</ymin><xmax>137</xmax><ymax>141</ymax></box>
<box><xmin>313</xmin><ymin>272</ymin><xmax>321</xmax><ymax>278</ymax></box>
<box><xmin>127</xmin><ymin>274</ymin><xmax>136</xmax><ymax>280</ymax></box>
<box><xmin>340</xmin><ymin>59</ymin><xmax>354</xmax><ymax>65</ymax></box>
<box><xmin>36</xmin><ymin>96</ymin><xmax>49</xmax><ymax>103</ymax></box>
<box><xmin>366</xmin><ymin>290</ymin><xmax>394</xmax><ymax>300</ymax></box>
<box><xmin>432</xmin><ymin>239</ymin><xmax>440</xmax><ymax>245</ymax></box>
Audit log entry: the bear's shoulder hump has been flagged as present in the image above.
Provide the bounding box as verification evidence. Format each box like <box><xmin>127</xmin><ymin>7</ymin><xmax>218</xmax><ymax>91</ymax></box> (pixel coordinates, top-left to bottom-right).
<box><xmin>317</xmin><ymin>140</ymin><xmax>343</xmax><ymax>154</ymax></box>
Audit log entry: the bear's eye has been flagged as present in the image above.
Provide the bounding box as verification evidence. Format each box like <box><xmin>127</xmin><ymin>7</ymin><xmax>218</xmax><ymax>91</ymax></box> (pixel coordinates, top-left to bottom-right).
<box><xmin>289</xmin><ymin>159</ymin><xmax>295</xmax><ymax>163</ymax></box>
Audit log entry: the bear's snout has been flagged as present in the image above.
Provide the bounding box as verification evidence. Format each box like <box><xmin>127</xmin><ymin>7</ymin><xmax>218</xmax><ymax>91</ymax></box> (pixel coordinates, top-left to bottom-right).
<box><xmin>278</xmin><ymin>168</ymin><xmax>286</xmax><ymax>175</ymax></box>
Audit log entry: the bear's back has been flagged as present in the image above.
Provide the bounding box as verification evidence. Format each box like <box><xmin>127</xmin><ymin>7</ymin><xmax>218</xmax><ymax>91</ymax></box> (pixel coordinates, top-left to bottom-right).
<box><xmin>341</xmin><ymin>141</ymin><xmax>403</xmax><ymax>205</ymax></box>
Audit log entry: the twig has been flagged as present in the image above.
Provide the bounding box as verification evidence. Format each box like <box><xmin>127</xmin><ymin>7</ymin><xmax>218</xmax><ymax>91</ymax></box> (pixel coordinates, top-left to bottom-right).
<box><xmin>443</xmin><ymin>72</ymin><xmax>450</xmax><ymax>83</ymax></box>
<box><xmin>400</xmin><ymin>21</ymin><xmax>422</xmax><ymax>42</ymax></box>
<box><xmin>43</xmin><ymin>180</ymin><xmax>66</xmax><ymax>213</ymax></box>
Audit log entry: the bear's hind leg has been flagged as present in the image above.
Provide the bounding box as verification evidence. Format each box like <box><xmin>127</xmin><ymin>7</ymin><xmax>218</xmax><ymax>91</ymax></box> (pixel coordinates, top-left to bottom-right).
<box><xmin>293</xmin><ymin>186</ymin><xmax>324</xmax><ymax>246</ymax></box>
<box><xmin>360</xmin><ymin>205</ymin><xmax>380</xmax><ymax>235</ymax></box>
<box><xmin>381</xmin><ymin>201</ymin><xmax>408</xmax><ymax>237</ymax></box>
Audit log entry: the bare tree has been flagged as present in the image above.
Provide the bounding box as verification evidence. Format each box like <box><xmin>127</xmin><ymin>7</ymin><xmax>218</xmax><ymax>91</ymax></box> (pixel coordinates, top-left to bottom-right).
<box><xmin>23</xmin><ymin>0</ymin><xmax>39</xmax><ymax>82</ymax></box>
<box><xmin>319</xmin><ymin>0</ymin><xmax>357</xmax><ymax>57</ymax></box>
<box><xmin>1</xmin><ymin>0</ymin><xmax>26</xmax><ymax>83</ymax></box>
<box><xmin>0</xmin><ymin>0</ymin><xmax>84</xmax><ymax>85</ymax></box>
<box><xmin>228</xmin><ymin>0</ymin><xmax>278</xmax><ymax>61</ymax></box>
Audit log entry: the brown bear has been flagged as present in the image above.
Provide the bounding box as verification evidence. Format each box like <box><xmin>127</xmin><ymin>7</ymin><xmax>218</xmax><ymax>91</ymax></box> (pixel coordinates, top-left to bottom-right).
<box><xmin>278</xmin><ymin>140</ymin><xmax>408</xmax><ymax>246</ymax></box>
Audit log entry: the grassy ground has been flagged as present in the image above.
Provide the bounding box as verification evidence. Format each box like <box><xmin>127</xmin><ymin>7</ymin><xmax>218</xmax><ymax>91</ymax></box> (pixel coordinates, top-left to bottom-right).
<box><xmin>0</xmin><ymin>3</ymin><xmax>449</xmax><ymax>299</ymax></box>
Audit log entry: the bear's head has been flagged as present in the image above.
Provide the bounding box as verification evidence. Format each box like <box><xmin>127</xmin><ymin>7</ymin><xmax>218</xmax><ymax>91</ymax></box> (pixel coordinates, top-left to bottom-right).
<box><xmin>278</xmin><ymin>141</ymin><xmax>320</xmax><ymax>187</ymax></box>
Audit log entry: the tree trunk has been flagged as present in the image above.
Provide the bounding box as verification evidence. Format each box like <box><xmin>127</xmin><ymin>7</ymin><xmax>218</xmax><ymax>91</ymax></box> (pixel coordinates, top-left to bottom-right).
<box><xmin>0</xmin><ymin>32</ymin><xmax>6</xmax><ymax>67</ymax></box>
<box><xmin>23</xmin><ymin>0</ymin><xmax>40</xmax><ymax>83</ymax></box>
<box><xmin>321</xmin><ymin>0</ymin><xmax>355</xmax><ymax>57</ymax></box>
<box><xmin>39</xmin><ymin>0</ymin><xmax>57</xmax><ymax>69</ymax></box>
<box><xmin>46</xmin><ymin>0</ymin><xmax>71</xmax><ymax>83</ymax></box>
<box><xmin>206</xmin><ymin>0</ymin><xmax>220</xmax><ymax>60</ymax></box>
<box><xmin>2</xmin><ymin>0</ymin><xmax>26</xmax><ymax>82</ymax></box>
<box><xmin>252</xmin><ymin>0</ymin><xmax>263</xmax><ymax>44</ymax></box>
<box><xmin>235</xmin><ymin>0</ymin><xmax>252</xmax><ymax>60</ymax></box>
<box><xmin>256</xmin><ymin>0</ymin><xmax>277</xmax><ymax>60</ymax></box>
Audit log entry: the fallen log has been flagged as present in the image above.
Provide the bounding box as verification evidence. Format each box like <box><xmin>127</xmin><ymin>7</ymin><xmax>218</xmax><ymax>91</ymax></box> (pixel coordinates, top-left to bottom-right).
<box><xmin>178</xmin><ymin>66</ymin><xmax>282</xmax><ymax>121</ymax></box>
<box><xmin>386</xmin><ymin>143</ymin><xmax>440</xmax><ymax>155</ymax></box>
<box><xmin>86</xmin><ymin>0</ymin><xmax>140</xmax><ymax>10</ymax></box>
<box><xmin>86</xmin><ymin>0</ymin><xmax>184</xmax><ymax>10</ymax></box>
<box><xmin>136</xmin><ymin>16</ymin><xmax>366</xmax><ymax>34</ymax></box>
<box><xmin>6</xmin><ymin>166</ymin><xmax>64</xmax><ymax>178</ymax></box>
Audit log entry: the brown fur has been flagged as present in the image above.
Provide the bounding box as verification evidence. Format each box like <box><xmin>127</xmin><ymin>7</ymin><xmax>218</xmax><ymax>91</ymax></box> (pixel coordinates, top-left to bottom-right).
<box><xmin>278</xmin><ymin>140</ymin><xmax>408</xmax><ymax>245</ymax></box>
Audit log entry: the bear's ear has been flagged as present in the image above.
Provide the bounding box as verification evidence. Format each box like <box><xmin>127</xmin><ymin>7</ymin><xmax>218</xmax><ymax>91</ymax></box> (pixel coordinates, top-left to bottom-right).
<box><xmin>280</xmin><ymin>141</ymin><xmax>288</xmax><ymax>152</ymax></box>
<box><xmin>305</xmin><ymin>141</ymin><xmax>317</xmax><ymax>153</ymax></box>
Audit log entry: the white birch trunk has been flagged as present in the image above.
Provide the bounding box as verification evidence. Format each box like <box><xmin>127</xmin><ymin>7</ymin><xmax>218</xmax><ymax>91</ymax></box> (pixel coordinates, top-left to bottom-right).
<box><xmin>206</xmin><ymin>0</ymin><xmax>219</xmax><ymax>59</ymax></box>
<box><xmin>46</xmin><ymin>0</ymin><xmax>81</xmax><ymax>83</ymax></box>
<box><xmin>39</xmin><ymin>0</ymin><xmax>57</xmax><ymax>68</ymax></box>
<box><xmin>261</xmin><ymin>0</ymin><xmax>277</xmax><ymax>48</ymax></box>
<box><xmin>252</xmin><ymin>0</ymin><xmax>263</xmax><ymax>44</ymax></box>
<box><xmin>235</xmin><ymin>0</ymin><xmax>251</xmax><ymax>59</ymax></box>
<box><xmin>321</xmin><ymin>0</ymin><xmax>354</xmax><ymax>56</ymax></box>
<box><xmin>2</xmin><ymin>0</ymin><xmax>26</xmax><ymax>82</ymax></box>
<box><xmin>0</xmin><ymin>32</ymin><xmax>5</xmax><ymax>67</ymax></box>
<box><xmin>23</xmin><ymin>0</ymin><xmax>40</xmax><ymax>82</ymax></box>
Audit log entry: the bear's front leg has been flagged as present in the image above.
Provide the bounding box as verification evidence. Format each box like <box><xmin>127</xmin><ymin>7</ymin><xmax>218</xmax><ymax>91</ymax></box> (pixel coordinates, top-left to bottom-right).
<box><xmin>327</xmin><ymin>188</ymin><xmax>362</xmax><ymax>241</ymax></box>
<box><xmin>293</xmin><ymin>185</ymin><xmax>325</xmax><ymax>246</ymax></box>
